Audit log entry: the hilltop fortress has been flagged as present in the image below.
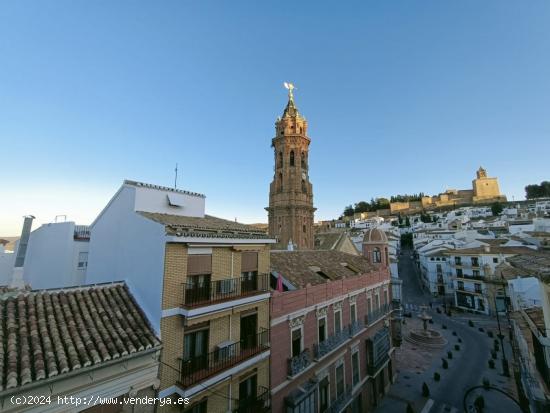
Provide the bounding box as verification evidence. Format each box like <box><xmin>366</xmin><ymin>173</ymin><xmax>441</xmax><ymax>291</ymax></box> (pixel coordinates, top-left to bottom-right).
<box><xmin>389</xmin><ymin>167</ymin><xmax>506</xmax><ymax>215</ymax></box>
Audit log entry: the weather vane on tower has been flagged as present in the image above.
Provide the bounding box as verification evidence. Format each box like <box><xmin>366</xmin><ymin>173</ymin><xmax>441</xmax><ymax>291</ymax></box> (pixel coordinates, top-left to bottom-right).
<box><xmin>284</xmin><ymin>82</ymin><xmax>296</xmax><ymax>101</ymax></box>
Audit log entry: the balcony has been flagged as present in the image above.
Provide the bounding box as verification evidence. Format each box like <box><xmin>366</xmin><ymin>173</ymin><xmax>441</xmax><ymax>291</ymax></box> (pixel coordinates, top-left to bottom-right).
<box><xmin>233</xmin><ymin>386</ymin><xmax>270</xmax><ymax>413</ymax></box>
<box><xmin>328</xmin><ymin>386</ymin><xmax>352</xmax><ymax>413</ymax></box>
<box><xmin>73</xmin><ymin>225</ymin><xmax>91</xmax><ymax>240</ymax></box>
<box><xmin>313</xmin><ymin>320</ymin><xmax>366</xmax><ymax>360</ymax></box>
<box><xmin>182</xmin><ymin>274</ymin><xmax>269</xmax><ymax>308</ymax></box>
<box><xmin>365</xmin><ymin>304</ymin><xmax>391</xmax><ymax>326</ymax></box>
<box><xmin>367</xmin><ymin>327</ymin><xmax>391</xmax><ymax>375</ymax></box>
<box><xmin>288</xmin><ymin>349</ymin><xmax>312</xmax><ymax>377</ymax></box>
<box><xmin>179</xmin><ymin>329</ymin><xmax>269</xmax><ymax>387</ymax></box>
<box><xmin>454</xmin><ymin>273</ymin><xmax>485</xmax><ymax>281</ymax></box>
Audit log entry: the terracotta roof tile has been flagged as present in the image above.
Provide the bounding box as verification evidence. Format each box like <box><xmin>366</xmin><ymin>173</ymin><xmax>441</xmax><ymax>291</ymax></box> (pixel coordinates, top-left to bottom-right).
<box><xmin>0</xmin><ymin>282</ymin><xmax>160</xmax><ymax>392</ymax></box>
<box><xmin>138</xmin><ymin>212</ymin><xmax>274</xmax><ymax>240</ymax></box>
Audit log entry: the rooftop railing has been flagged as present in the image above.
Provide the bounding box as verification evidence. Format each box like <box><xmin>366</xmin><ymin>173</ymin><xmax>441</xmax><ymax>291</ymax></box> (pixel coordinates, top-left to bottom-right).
<box><xmin>179</xmin><ymin>328</ymin><xmax>269</xmax><ymax>387</ymax></box>
<box><xmin>182</xmin><ymin>274</ymin><xmax>269</xmax><ymax>307</ymax></box>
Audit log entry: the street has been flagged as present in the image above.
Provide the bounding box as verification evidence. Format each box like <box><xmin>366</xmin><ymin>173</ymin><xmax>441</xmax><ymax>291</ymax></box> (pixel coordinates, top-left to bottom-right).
<box><xmin>375</xmin><ymin>248</ymin><xmax>522</xmax><ymax>413</ymax></box>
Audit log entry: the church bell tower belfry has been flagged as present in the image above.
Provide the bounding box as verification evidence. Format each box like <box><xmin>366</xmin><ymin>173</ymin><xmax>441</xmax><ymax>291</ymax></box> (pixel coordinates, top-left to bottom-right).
<box><xmin>266</xmin><ymin>83</ymin><xmax>316</xmax><ymax>250</ymax></box>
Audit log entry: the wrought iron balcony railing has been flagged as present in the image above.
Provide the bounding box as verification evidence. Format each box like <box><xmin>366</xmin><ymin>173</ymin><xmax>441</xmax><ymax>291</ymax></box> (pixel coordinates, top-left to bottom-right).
<box><xmin>73</xmin><ymin>225</ymin><xmax>91</xmax><ymax>240</ymax></box>
<box><xmin>365</xmin><ymin>303</ymin><xmax>391</xmax><ymax>326</ymax></box>
<box><xmin>328</xmin><ymin>386</ymin><xmax>352</xmax><ymax>413</ymax></box>
<box><xmin>179</xmin><ymin>329</ymin><xmax>269</xmax><ymax>387</ymax></box>
<box><xmin>182</xmin><ymin>274</ymin><xmax>269</xmax><ymax>307</ymax></box>
<box><xmin>349</xmin><ymin>319</ymin><xmax>364</xmax><ymax>337</ymax></box>
<box><xmin>314</xmin><ymin>329</ymin><xmax>349</xmax><ymax>360</ymax></box>
<box><xmin>233</xmin><ymin>386</ymin><xmax>270</xmax><ymax>413</ymax></box>
<box><xmin>288</xmin><ymin>348</ymin><xmax>312</xmax><ymax>377</ymax></box>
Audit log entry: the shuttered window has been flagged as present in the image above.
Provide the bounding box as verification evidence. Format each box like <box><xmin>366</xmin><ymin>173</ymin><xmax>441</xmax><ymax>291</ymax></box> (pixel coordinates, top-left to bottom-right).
<box><xmin>187</xmin><ymin>255</ymin><xmax>212</xmax><ymax>275</ymax></box>
<box><xmin>241</xmin><ymin>252</ymin><xmax>258</xmax><ymax>272</ymax></box>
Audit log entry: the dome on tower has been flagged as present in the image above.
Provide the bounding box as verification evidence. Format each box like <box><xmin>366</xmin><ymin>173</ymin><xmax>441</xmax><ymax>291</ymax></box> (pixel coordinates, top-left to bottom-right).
<box><xmin>362</xmin><ymin>228</ymin><xmax>388</xmax><ymax>244</ymax></box>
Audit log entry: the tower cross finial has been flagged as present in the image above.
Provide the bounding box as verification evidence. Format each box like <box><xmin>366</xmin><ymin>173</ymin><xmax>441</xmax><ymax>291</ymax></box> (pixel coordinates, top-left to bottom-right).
<box><xmin>283</xmin><ymin>82</ymin><xmax>296</xmax><ymax>101</ymax></box>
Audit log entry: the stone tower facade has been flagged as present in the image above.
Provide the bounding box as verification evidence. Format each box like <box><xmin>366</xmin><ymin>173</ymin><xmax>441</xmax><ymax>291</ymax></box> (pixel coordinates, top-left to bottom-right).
<box><xmin>266</xmin><ymin>88</ymin><xmax>315</xmax><ymax>250</ymax></box>
<box><xmin>472</xmin><ymin>166</ymin><xmax>506</xmax><ymax>203</ymax></box>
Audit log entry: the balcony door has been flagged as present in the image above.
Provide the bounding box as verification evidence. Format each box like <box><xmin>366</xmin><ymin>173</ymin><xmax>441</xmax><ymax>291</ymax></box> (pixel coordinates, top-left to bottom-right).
<box><xmin>238</xmin><ymin>374</ymin><xmax>258</xmax><ymax>413</ymax></box>
<box><xmin>240</xmin><ymin>313</ymin><xmax>257</xmax><ymax>350</ymax></box>
<box><xmin>183</xmin><ymin>329</ymin><xmax>209</xmax><ymax>374</ymax></box>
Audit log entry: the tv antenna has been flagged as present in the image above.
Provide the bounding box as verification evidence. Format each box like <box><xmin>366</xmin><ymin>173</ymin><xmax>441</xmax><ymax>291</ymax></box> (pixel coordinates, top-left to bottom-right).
<box><xmin>174</xmin><ymin>163</ymin><xmax>179</xmax><ymax>189</ymax></box>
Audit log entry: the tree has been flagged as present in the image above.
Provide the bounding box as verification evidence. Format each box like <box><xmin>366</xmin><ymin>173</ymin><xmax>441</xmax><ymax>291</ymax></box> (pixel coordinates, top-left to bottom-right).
<box><xmin>525</xmin><ymin>181</ymin><xmax>550</xmax><ymax>199</ymax></box>
<box><xmin>405</xmin><ymin>216</ymin><xmax>411</xmax><ymax>227</ymax></box>
<box><xmin>491</xmin><ymin>202</ymin><xmax>503</xmax><ymax>216</ymax></box>
<box><xmin>343</xmin><ymin>205</ymin><xmax>355</xmax><ymax>217</ymax></box>
<box><xmin>354</xmin><ymin>201</ymin><xmax>370</xmax><ymax>213</ymax></box>
<box><xmin>422</xmin><ymin>382</ymin><xmax>430</xmax><ymax>397</ymax></box>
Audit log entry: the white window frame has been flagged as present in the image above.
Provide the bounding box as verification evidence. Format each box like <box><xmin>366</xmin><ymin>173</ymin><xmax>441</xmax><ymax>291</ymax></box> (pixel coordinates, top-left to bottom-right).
<box><xmin>317</xmin><ymin>371</ymin><xmax>331</xmax><ymax>412</ymax></box>
<box><xmin>334</xmin><ymin>309</ymin><xmax>342</xmax><ymax>334</ymax></box>
<box><xmin>335</xmin><ymin>359</ymin><xmax>346</xmax><ymax>398</ymax></box>
<box><xmin>290</xmin><ymin>326</ymin><xmax>304</xmax><ymax>358</ymax></box>
<box><xmin>350</xmin><ymin>302</ymin><xmax>357</xmax><ymax>325</ymax></box>
<box><xmin>318</xmin><ymin>315</ymin><xmax>328</xmax><ymax>343</ymax></box>
<box><xmin>351</xmin><ymin>347</ymin><xmax>361</xmax><ymax>388</ymax></box>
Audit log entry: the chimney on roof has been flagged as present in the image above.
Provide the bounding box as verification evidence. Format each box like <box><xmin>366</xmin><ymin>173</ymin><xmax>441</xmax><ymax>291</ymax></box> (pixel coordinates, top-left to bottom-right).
<box><xmin>484</xmin><ymin>245</ymin><xmax>490</xmax><ymax>253</ymax></box>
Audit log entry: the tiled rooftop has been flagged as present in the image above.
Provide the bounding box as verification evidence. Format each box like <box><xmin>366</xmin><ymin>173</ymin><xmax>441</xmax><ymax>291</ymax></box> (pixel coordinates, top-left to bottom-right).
<box><xmin>508</xmin><ymin>252</ymin><xmax>550</xmax><ymax>283</ymax></box>
<box><xmin>270</xmin><ymin>250</ymin><xmax>378</xmax><ymax>288</ymax></box>
<box><xmin>0</xmin><ymin>282</ymin><xmax>160</xmax><ymax>392</ymax></box>
<box><xmin>138</xmin><ymin>212</ymin><xmax>274</xmax><ymax>240</ymax></box>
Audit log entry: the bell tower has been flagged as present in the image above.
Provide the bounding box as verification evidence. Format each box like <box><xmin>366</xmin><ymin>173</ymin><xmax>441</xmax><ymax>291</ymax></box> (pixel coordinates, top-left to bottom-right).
<box><xmin>266</xmin><ymin>84</ymin><xmax>315</xmax><ymax>250</ymax></box>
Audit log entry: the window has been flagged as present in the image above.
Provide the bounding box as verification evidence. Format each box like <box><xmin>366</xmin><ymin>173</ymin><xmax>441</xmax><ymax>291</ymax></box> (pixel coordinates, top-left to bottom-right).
<box><xmin>336</xmin><ymin>363</ymin><xmax>345</xmax><ymax>398</ymax></box>
<box><xmin>183</xmin><ymin>328</ymin><xmax>209</xmax><ymax>373</ymax></box>
<box><xmin>384</xmin><ymin>290</ymin><xmax>389</xmax><ymax>306</ymax></box>
<box><xmin>334</xmin><ymin>309</ymin><xmax>342</xmax><ymax>333</ymax></box>
<box><xmin>278</xmin><ymin>172</ymin><xmax>283</xmax><ymax>192</ymax></box>
<box><xmin>457</xmin><ymin>281</ymin><xmax>464</xmax><ymax>290</ymax></box>
<box><xmin>286</xmin><ymin>390</ymin><xmax>315</xmax><ymax>413</ymax></box>
<box><xmin>375</xmin><ymin>294</ymin><xmax>380</xmax><ymax>310</ymax></box>
<box><xmin>367</xmin><ymin>297</ymin><xmax>372</xmax><ymax>314</ymax></box>
<box><xmin>290</xmin><ymin>150</ymin><xmax>295</xmax><ymax>166</ymax></box>
<box><xmin>373</xmin><ymin>248</ymin><xmax>381</xmax><ymax>263</ymax></box>
<box><xmin>291</xmin><ymin>328</ymin><xmax>302</xmax><ymax>358</ymax></box>
<box><xmin>475</xmin><ymin>284</ymin><xmax>482</xmax><ymax>293</ymax></box>
<box><xmin>301</xmin><ymin>152</ymin><xmax>306</xmax><ymax>169</ymax></box>
<box><xmin>471</xmin><ymin>257</ymin><xmax>479</xmax><ymax>267</ymax></box>
<box><xmin>456</xmin><ymin>269</ymin><xmax>463</xmax><ymax>277</ymax></box>
<box><xmin>455</xmin><ymin>257</ymin><xmax>462</xmax><ymax>265</ymax></box>
<box><xmin>319</xmin><ymin>376</ymin><xmax>329</xmax><ymax>413</ymax></box>
<box><xmin>239</xmin><ymin>374</ymin><xmax>257</xmax><ymax>410</ymax></box>
<box><xmin>352</xmin><ymin>351</ymin><xmax>360</xmax><ymax>386</ymax></box>
<box><xmin>77</xmin><ymin>252</ymin><xmax>88</xmax><ymax>269</ymax></box>
<box><xmin>303</xmin><ymin>224</ymin><xmax>306</xmax><ymax>232</ymax></box>
<box><xmin>350</xmin><ymin>303</ymin><xmax>357</xmax><ymax>325</ymax></box>
<box><xmin>473</xmin><ymin>270</ymin><xmax>480</xmax><ymax>277</ymax></box>
<box><xmin>278</xmin><ymin>151</ymin><xmax>283</xmax><ymax>168</ymax></box>
<box><xmin>302</xmin><ymin>179</ymin><xmax>306</xmax><ymax>193</ymax></box>
<box><xmin>493</xmin><ymin>257</ymin><xmax>498</xmax><ymax>264</ymax></box>
<box><xmin>318</xmin><ymin>317</ymin><xmax>327</xmax><ymax>343</ymax></box>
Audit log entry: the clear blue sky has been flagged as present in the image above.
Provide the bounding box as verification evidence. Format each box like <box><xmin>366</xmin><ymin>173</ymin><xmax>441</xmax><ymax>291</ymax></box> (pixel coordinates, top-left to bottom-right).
<box><xmin>1</xmin><ymin>1</ymin><xmax>549</xmax><ymax>235</ymax></box>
